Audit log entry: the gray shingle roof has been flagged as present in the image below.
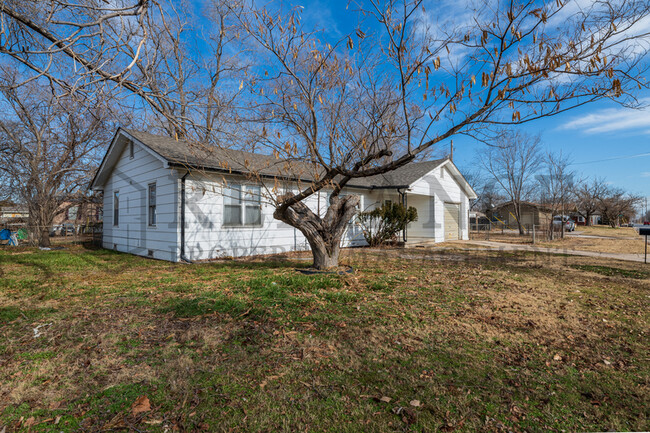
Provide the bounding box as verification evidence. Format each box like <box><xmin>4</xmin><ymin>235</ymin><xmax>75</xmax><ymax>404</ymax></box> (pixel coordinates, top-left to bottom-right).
<box><xmin>123</xmin><ymin>128</ymin><xmax>447</xmax><ymax>189</ymax></box>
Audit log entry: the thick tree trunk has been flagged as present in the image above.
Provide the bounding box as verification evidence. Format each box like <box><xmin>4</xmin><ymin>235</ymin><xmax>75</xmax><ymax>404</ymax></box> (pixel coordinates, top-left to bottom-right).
<box><xmin>274</xmin><ymin>194</ymin><xmax>360</xmax><ymax>270</ymax></box>
<box><xmin>38</xmin><ymin>226</ymin><xmax>51</xmax><ymax>248</ymax></box>
<box><xmin>28</xmin><ymin>203</ymin><xmax>54</xmax><ymax>248</ymax></box>
<box><xmin>514</xmin><ymin>203</ymin><xmax>525</xmax><ymax>235</ymax></box>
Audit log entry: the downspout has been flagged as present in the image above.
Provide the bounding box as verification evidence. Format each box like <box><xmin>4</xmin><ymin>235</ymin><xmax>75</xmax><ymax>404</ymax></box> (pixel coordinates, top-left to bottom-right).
<box><xmin>398</xmin><ymin>188</ymin><xmax>408</xmax><ymax>243</ymax></box>
<box><xmin>180</xmin><ymin>171</ymin><xmax>193</xmax><ymax>263</ymax></box>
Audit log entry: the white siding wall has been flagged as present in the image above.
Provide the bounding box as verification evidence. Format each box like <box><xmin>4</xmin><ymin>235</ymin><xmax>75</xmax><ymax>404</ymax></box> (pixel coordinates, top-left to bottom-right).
<box><xmin>102</xmin><ymin>144</ymin><xmax>180</xmax><ymax>261</ymax></box>
<box><xmin>182</xmin><ymin>175</ymin><xmax>375</xmax><ymax>261</ymax></box>
<box><xmin>408</xmin><ymin>164</ymin><xmax>470</xmax><ymax>241</ymax></box>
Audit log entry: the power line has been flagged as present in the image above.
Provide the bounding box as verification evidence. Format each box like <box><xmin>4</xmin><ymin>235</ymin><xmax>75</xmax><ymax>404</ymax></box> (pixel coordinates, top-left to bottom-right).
<box><xmin>572</xmin><ymin>152</ymin><xmax>650</xmax><ymax>165</ymax></box>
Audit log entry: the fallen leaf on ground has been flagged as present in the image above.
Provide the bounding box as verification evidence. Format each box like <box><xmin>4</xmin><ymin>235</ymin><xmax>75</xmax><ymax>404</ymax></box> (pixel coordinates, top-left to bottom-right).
<box><xmin>553</xmin><ymin>354</ymin><xmax>562</xmax><ymax>361</ymax></box>
<box><xmin>379</xmin><ymin>396</ymin><xmax>392</xmax><ymax>403</ymax></box>
<box><xmin>144</xmin><ymin>419</ymin><xmax>163</xmax><ymax>425</ymax></box>
<box><xmin>409</xmin><ymin>400</ymin><xmax>421</xmax><ymax>407</ymax></box>
<box><xmin>131</xmin><ymin>395</ymin><xmax>151</xmax><ymax>416</ymax></box>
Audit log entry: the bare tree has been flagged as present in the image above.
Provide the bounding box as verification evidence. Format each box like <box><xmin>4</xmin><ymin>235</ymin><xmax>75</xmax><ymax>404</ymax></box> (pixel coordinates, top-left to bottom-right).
<box><xmin>0</xmin><ymin>0</ymin><xmax>246</xmax><ymax>141</ymax></box>
<box><xmin>598</xmin><ymin>188</ymin><xmax>641</xmax><ymax>227</ymax></box>
<box><xmin>465</xmin><ymin>169</ymin><xmax>505</xmax><ymax>213</ymax></box>
<box><xmin>537</xmin><ymin>151</ymin><xmax>576</xmax><ymax>239</ymax></box>
<box><xmin>224</xmin><ymin>0</ymin><xmax>650</xmax><ymax>267</ymax></box>
<box><xmin>0</xmin><ymin>74</ymin><xmax>111</xmax><ymax>247</ymax></box>
<box><xmin>575</xmin><ymin>177</ymin><xmax>609</xmax><ymax>226</ymax></box>
<box><xmin>479</xmin><ymin>130</ymin><xmax>542</xmax><ymax>234</ymax></box>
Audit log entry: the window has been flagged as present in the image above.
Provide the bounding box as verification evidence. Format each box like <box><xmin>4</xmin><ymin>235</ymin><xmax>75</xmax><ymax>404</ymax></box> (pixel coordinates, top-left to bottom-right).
<box><xmin>66</xmin><ymin>206</ymin><xmax>78</xmax><ymax>221</ymax></box>
<box><xmin>113</xmin><ymin>191</ymin><xmax>119</xmax><ymax>226</ymax></box>
<box><xmin>129</xmin><ymin>140</ymin><xmax>134</xmax><ymax>159</ymax></box>
<box><xmin>148</xmin><ymin>183</ymin><xmax>156</xmax><ymax>226</ymax></box>
<box><xmin>223</xmin><ymin>184</ymin><xmax>262</xmax><ymax>226</ymax></box>
<box><xmin>244</xmin><ymin>185</ymin><xmax>262</xmax><ymax>225</ymax></box>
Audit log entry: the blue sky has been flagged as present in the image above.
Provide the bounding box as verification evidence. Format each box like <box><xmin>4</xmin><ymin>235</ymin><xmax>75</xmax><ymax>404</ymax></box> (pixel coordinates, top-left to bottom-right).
<box><xmin>291</xmin><ymin>0</ymin><xmax>650</xmax><ymax>205</ymax></box>
<box><xmin>452</xmin><ymin>100</ymin><xmax>650</xmax><ymax>199</ymax></box>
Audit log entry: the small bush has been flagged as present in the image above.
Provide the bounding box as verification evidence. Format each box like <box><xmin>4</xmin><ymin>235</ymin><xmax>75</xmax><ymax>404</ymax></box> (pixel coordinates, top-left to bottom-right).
<box><xmin>357</xmin><ymin>202</ymin><xmax>418</xmax><ymax>246</ymax></box>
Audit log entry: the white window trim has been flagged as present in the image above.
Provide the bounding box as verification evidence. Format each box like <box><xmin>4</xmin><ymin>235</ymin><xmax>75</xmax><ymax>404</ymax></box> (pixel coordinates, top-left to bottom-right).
<box><xmin>113</xmin><ymin>191</ymin><xmax>120</xmax><ymax>227</ymax></box>
<box><xmin>148</xmin><ymin>182</ymin><xmax>157</xmax><ymax>227</ymax></box>
<box><xmin>223</xmin><ymin>183</ymin><xmax>263</xmax><ymax>227</ymax></box>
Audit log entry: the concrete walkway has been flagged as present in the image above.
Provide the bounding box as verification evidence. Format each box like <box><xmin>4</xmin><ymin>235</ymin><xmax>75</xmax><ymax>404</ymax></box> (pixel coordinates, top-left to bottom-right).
<box><xmin>457</xmin><ymin>240</ymin><xmax>648</xmax><ymax>263</ymax></box>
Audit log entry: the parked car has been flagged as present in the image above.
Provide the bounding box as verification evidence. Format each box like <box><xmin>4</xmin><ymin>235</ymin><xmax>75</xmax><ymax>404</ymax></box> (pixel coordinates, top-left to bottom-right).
<box><xmin>49</xmin><ymin>223</ymin><xmax>76</xmax><ymax>236</ymax></box>
<box><xmin>553</xmin><ymin>215</ymin><xmax>575</xmax><ymax>232</ymax></box>
<box><xmin>644</xmin><ymin>221</ymin><xmax>650</xmax><ymax>225</ymax></box>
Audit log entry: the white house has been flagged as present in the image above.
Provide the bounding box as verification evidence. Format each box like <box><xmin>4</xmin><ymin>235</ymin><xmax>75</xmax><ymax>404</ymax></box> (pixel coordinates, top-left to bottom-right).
<box><xmin>90</xmin><ymin>129</ymin><xmax>477</xmax><ymax>262</ymax></box>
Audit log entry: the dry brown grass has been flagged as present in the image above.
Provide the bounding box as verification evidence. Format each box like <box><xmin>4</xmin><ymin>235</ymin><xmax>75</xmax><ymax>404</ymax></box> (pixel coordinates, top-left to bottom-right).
<box><xmin>578</xmin><ymin>225</ymin><xmax>639</xmax><ymax>238</ymax></box>
<box><xmin>536</xmin><ymin>236</ymin><xmax>646</xmax><ymax>254</ymax></box>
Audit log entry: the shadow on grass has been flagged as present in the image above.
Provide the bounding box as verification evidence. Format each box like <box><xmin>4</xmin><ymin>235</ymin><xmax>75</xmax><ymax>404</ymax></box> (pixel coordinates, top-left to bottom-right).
<box><xmin>0</xmin><ymin>305</ymin><xmax>57</xmax><ymax>324</ymax></box>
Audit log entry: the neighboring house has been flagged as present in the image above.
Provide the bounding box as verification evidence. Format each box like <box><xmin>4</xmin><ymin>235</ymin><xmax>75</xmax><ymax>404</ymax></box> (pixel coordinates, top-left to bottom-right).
<box><xmin>488</xmin><ymin>201</ymin><xmax>553</xmax><ymax>229</ymax></box>
<box><xmin>52</xmin><ymin>197</ymin><xmax>103</xmax><ymax>233</ymax></box>
<box><xmin>0</xmin><ymin>206</ymin><xmax>29</xmax><ymax>222</ymax></box>
<box><xmin>572</xmin><ymin>212</ymin><xmax>601</xmax><ymax>226</ymax></box>
<box><xmin>90</xmin><ymin>129</ymin><xmax>477</xmax><ymax>262</ymax></box>
<box><xmin>469</xmin><ymin>211</ymin><xmax>490</xmax><ymax>228</ymax></box>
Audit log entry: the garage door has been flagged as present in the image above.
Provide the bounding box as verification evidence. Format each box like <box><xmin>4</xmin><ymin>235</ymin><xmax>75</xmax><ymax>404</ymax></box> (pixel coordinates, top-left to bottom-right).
<box><xmin>444</xmin><ymin>203</ymin><xmax>460</xmax><ymax>241</ymax></box>
<box><xmin>521</xmin><ymin>213</ymin><xmax>534</xmax><ymax>227</ymax></box>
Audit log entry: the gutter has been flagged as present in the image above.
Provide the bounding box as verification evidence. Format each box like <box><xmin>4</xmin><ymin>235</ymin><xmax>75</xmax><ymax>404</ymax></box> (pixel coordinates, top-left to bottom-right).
<box><xmin>180</xmin><ymin>171</ymin><xmax>192</xmax><ymax>263</ymax></box>
<box><xmin>166</xmin><ymin>162</ymin><xmax>410</xmax><ymax>191</ymax></box>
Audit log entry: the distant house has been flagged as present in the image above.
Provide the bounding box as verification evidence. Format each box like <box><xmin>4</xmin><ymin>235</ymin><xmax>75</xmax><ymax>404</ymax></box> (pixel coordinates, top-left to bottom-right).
<box><xmin>0</xmin><ymin>206</ymin><xmax>29</xmax><ymax>223</ymax></box>
<box><xmin>90</xmin><ymin>128</ymin><xmax>477</xmax><ymax>262</ymax></box>
<box><xmin>572</xmin><ymin>213</ymin><xmax>601</xmax><ymax>226</ymax></box>
<box><xmin>488</xmin><ymin>201</ymin><xmax>553</xmax><ymax>229</ymax></box>
<box><xmin>52</xmin><ymin>197</ymin><xmax>103</xmax><ymax>233</ymax></box>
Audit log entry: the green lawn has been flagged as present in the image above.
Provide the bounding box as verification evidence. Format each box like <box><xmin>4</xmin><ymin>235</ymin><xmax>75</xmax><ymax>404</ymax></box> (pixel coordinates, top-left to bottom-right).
<box><xmin>0</xmin><ymin>247</ymin><xmax>648</xmax><ymax>432</ymax></box>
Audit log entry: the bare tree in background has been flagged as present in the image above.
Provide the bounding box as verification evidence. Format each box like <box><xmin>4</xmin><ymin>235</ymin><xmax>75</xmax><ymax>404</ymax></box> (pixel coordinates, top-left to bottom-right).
<box><xmin>537</xmin><ymin>151</ymin><xmax>576</xmax><ymax>239</ymax></box>
<box><xmin>465</xmin><ymin>169</ymin><xmax>505</xmax><ymax>214</ymax></box>
<box><xmin>575</xmin><ymin>177</ymin><xmax>609</xmax><ymax>226</ymax></box>
<box><xmin>598</xmin><ymin>188</ymin><xmax>641</xmax><ymax>227</ymax></box>
<box><xmin>479</xmin><ymin>131</ymin><xmax>542</xmax><ymax>234</ymax></box>
<box><xmin>0</xmin><ymin>75</ymin><xmax>111</xmax><ymax>247</ymax></box>
<box><xmin>3</xmin><ymin>0</ymin><xmax>650</xmax><ymax>267</ymax></box>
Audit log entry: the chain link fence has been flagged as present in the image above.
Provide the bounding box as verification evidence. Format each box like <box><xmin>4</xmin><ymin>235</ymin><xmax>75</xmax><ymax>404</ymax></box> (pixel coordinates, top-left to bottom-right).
<box><xmin>0</xmin><ymin>222</ymin><xmax>102</xmax><ymax>248</ymax></box>
<box><xmin>470</xmin><ymin>222</ymin><xmax>560</xmax><ymax>244</ymax></box>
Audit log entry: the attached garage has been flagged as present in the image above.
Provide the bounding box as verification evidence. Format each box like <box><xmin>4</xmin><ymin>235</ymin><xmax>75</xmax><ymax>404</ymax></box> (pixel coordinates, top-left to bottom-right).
<box><xmin>444</xmin><ymin>202</ymin><xmax>460</xmax><ymax>241</ymax></box>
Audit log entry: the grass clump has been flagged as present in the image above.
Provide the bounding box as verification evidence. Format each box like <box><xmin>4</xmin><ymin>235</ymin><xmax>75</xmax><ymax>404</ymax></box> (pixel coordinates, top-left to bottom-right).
<box><xmin>571</xmin><ymin>264</ymin><xmax>648</xmax><ymax>279</ymax></box>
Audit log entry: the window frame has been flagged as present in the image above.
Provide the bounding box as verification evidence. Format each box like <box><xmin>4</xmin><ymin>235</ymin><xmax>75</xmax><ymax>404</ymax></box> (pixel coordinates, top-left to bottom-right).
<box><xmin>129</xmin><ymin>141</ymin><xmax>134</xmax><ymax>159</ymax></box>
<box><xmin>113</xmin><ymin>191</ymin><xmax>119</xmax><ymax>227</ymax></box>
<box><xmin>222</xmin><ymin>183</ymin><xmax>263</xmax><ymax>227</ymax></box>
<box><xmin>148</xmin><ymin>183</ymin><xmax>157</xmax><ymax>227</ymax></box>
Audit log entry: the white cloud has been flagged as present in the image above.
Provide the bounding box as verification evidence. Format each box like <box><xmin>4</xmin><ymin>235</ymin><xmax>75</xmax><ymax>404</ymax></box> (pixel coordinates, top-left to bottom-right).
<box><xmin>642</xmin><ymin>172</ymin><xmax>650</xmax><ymax>177</ymax></box>
<box><xmin>560</xmin><ymin>100</ymin><xmax>650</xmax><ymax>134</ymax></box>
